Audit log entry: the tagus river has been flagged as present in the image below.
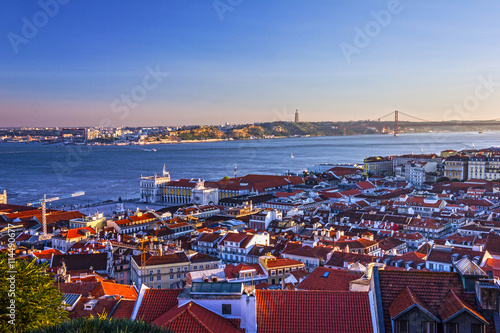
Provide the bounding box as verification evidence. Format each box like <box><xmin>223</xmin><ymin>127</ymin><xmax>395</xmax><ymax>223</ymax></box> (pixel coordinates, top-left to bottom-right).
<box><xmin>1</xmin><ymin>131</ymin><xmax>499</xmax><ymax>205</ymax></box>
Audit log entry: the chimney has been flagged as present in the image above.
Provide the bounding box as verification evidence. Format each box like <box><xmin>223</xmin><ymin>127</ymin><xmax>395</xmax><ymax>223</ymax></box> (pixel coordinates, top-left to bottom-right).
<box><xmin>241</xmin><ymin>293</ymin><xmax>257</xmax><ymax>333</ymax></box>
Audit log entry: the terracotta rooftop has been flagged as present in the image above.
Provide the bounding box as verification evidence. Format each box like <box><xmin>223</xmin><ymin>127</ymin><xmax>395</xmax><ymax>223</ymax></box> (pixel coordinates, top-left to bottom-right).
<box><xmin>256</xmin><ymin>290</ymin><xmax>373</xmax><ymax>333</ymax></box>
<box><xmin>296</xmin><ymin>267</ymin><xmax>362</xmax><ymax>292</ymax></box>
<box><xmin>437</xmin><ymin>289</ymin><xmax>488</xmax><ymax>324</ymax></box>
<box><xmin>485</xmin><ymin>232</ymin><xmax>500</xmax><ymax>255</ymax></box>
<box><xmin>388</xmin><ymin>286</ymin><xmax>438</xmax><ymax>321</ymax></box>
<box><xmin>265</xmin><ymin>257</ymin><xmax>304</xmax><ymax>269</ymax></box>
<box><xmin>68</xmin><ymin>297</ymin><xmax>117</xmax><ymax>319</ymax></box>
<box><xmin>196</xmin><ymin>232</ymin><xmax>223</xmax><ymax>244</ymax></box>
<box><xmin>153</xmin><ymin>301</ymin><xmax>243</xmax><ymax>333</ymax></box>
<box><xmin>135</xmin><ymin>289</ymin><xmax>182</xmax><ymax>322</ymax></box>
<box><xmin>110</xmin><ymin>299</ymin><xmax>136</xmax><ymax>319</ymax></box>
<box><xmin>133</xmin><ymin>252</ymin><xmax>190</xmax><ymax>267</ymax></box>
<box><xmin>377</xmin><ymin>270</ymin><xmax>478</xmax><ymax>332</ymax></box>
<box><xmin>284</xmin><ymin>245</ymin><xmax>333</xmax><ymax>259</ymax></box>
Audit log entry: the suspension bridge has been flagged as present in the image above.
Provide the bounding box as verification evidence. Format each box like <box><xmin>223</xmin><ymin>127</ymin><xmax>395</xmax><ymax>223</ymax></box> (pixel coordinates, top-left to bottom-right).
<box><xmin>366</xmin><ymin>110</ymin><xmax>500</xmax><ymax>136</ymax></box>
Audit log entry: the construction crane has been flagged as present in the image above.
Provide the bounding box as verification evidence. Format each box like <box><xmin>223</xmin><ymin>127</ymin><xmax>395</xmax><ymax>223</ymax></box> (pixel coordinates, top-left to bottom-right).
<box><xmin>27</xmin><ymin>191</ymin><xmax>85</xmax><ymax>239</ymax></box>
<box><xmin>138</xmin><ymin>238</ymin><xmax>148</xmax><ymax>287</ymax></box>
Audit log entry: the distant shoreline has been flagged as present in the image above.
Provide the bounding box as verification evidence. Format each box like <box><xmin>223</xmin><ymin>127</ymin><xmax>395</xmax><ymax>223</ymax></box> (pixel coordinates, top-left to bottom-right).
<box><xmin>1</xmin><ymin>128</ymin><xmax>497</xmax><ymax>146</ymax></box>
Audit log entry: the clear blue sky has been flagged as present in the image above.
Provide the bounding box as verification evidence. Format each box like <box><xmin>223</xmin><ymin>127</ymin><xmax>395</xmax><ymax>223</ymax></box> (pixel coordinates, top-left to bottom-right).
<box><xmin>1</xmin><ymin>0</ymin><xmax>500</xmax><ymax>127</ymax></box>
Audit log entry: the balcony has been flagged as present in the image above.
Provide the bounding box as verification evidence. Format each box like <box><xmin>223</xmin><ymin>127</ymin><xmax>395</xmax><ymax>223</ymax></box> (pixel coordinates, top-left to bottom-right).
<box><xmin>220</xmin><ymin>248</ymin><xmax>243</xmax><ymax>255</ymax></box>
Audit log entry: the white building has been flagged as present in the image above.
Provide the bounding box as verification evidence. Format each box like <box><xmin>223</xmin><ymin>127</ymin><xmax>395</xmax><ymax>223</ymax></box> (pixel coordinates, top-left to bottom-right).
<box><xmin>469</xmin><ymin>155</ymin><xmax>500</xmax><ymax>180</ymax></box>
<box><xmin>191</xmin><ymin>180</ymin><xmax>219</xmax><ymax>205</ymax></box>
<box><xmin>248</xmin><ymin>209</ymin><xmax>282</xmax><ymax>231</ymax></box>
<box><xmin>140</xmin><ymin>166</ymin><xmax>170</xmax><ymax>203</ymax></box>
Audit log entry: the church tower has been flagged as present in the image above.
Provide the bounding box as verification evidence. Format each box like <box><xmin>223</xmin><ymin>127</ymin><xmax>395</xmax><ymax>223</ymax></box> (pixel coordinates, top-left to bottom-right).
<box><xmin>295</xmin><ymin>109</ymin><xmax>299</xmax><ymax>123</ymax></box>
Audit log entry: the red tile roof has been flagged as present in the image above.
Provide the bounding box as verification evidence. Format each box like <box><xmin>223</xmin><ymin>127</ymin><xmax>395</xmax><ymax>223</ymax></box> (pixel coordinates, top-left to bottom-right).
<box><xmin>59</xmin><ymin>282</ymin><xmax>100</xmax><ymax>297</ymax></box>
<box><xmin>377</xmin><ymin>270</ymin><xmax>479</xmax><ymax>332</ymax></box>
<box><xmin>153</xmin><ymin>301</ymin><xmax>243</xmax><ymax>333</ymax></box>
<box><xmin>483</xmin><ymin>258</ymin><xmax>500</xmax><ymax>278</ymax></box>
<box><xmin>284</xmin><ymin>245</ymin><xmax>333</xmax><ymax>259</ymax></box>
<box><xmin>221</xmin><ymin>232</ymin><xmax>248</xmax><ymax>244</ymax></box>
<box><xmin>296</xmin><ymin>267</ymin><xmax>362</xmax><ymax>291</ymax></box>
<box><xmin>388</xmin><ymin>286</ymin><xmax>437</xmax><ymax>320</ymax></box>
<box><xmin>59</xmin><ymin>281</ymin><xmax>137</xmax><ymax>300</ymax></box>
<box><xmin>196</xmin><ymin>232</ymin><xmax>223</xmax><ymax>244</ymax></box>
<box><xmin>68</xmin><ymin>297</ymin><xmax>117</xmax><ymax>319</ymax></box>
<box><xmin>426</xmin><ymin>247</ymin><xmax>484</xmax><ymax>264</ymax></box>
<box><xmin>356</xmin><ymin>181</ymin><xmax>377</xmax><ymax>190</ymax></box>
<box><xmin>256</xmin><ymin>290</ymin><xmax>373</xmax><ymax>333</ymax></box>
<box><xmin>437</xmin><ymin>289</ymin><xmax>488</xmax><ymax>324</ymax></box>
<box><xmin>111</xmin><ymin>299</ymin><xmax>136</xmax><ymax>319</ymax></box>
<box><xmin>339</xmin><ymin>189</ymin><xmax>363</xmax><ymax>197</ymax></box>
<box><xmin>265</xmin><ymin>257</ymin><xmax>304</xmax><ymax>269</ymax></box>
<box><xmin>133</xmin><ymin>252</ymin><xmax>190</xmax><ymax>267</ymax></box>
<box><xmin>135</xmin><ymin>289</ymin><xmax>182</xmax><ymax>322</ymax></box>
<box><xmin>485</xmin><ymin>232</ymin><xmax>500</xmax><ymax>255</ymax></box>
<box><xmin>59</xmin><ymin>227</ymin><xmax>95</xmax><ymax>239</ymax></box>
<box><xmin>32</xmin><ymin>248</ymin><xmax>63</xmax><ymax>260</ymax></box>
<box><xmin>225</xmin><ymin>263</ymin><xmax>265</xmax><ymax>279</ymax></box>
<box><xmin>325</xmin><ymin>251</ymin><xmax>376</xmax><ymax>269</ymax></box>
<box><xmin>96</xmin><ymin>282</ymin><xmax>137</xmax><ymax>300</ymax></box>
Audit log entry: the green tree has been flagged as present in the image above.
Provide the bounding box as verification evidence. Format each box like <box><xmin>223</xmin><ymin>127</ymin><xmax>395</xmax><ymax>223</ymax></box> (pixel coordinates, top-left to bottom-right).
<box><xmin>0</xmin><ymin>253</ymin><xmax>68</xmax><ymax>333</ymax></box>
<box><xmin>25</xmin><ymin>317</ymin><xmax>174</xmax><ymax>333</ymax></box>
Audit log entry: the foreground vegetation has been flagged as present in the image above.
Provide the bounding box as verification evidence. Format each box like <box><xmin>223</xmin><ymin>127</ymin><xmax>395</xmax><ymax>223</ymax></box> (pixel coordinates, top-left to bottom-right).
<box><xmin>25</xmin><ymin>318</ymin><xmax>173</xmax><ymax>333</ymax></box>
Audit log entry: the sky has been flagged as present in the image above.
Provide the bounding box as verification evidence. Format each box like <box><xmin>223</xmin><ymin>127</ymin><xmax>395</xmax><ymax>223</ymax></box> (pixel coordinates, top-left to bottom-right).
<box><xmin>1</xmin><ymin>0</ymin><xmax>500</xmax><ymax>127</ymax></box>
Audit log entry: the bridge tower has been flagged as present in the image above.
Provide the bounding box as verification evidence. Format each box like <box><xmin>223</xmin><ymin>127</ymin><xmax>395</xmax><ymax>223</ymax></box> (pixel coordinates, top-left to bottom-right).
<box><xmin>394</xmin><ymin>110</ymin><xmax>399</xmax><ymax>136</ymax></box>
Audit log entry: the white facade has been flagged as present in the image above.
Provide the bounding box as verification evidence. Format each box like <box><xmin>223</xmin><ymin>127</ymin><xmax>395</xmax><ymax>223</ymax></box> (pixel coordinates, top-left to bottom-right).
<box><xmin>191</xmin><ymin>180</ymin><xmax>219</xmax><ymax>205</ymax></box>
<box><xmin>140</xmin><ymin>167</ymin><xmax>171</xmax><ymax>203</ymax></box>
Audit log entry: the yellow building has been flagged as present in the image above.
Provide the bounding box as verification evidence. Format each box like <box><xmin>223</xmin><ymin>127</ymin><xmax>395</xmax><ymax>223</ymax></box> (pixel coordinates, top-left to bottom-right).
<box><xmin>258</xmin><ymin>255</ymin><xmax>304</xmax><ymax>285</ymax></box>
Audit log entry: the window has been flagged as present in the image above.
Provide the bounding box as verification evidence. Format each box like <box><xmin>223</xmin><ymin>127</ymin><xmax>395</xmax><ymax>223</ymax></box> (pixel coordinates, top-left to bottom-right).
<box><xmin>170</xmin><ymin>274</ymin><xmax>174</xmax><ymax>280</ymax></box>
<box><xmin>271</xmin><ymin>270</ymin><xmax>276</xmax><ymax>276</ymax></box>
<box><xmin>157</xmin><ymin>275</ymin><xmax>161</xmax><ymax>281</ymax></box>
<box><xmin>177</xmin><ymin>274</ymin><xmax>181</xmax><ymax>279</ymax></box>
<box><xmin>471</xmin><ymin>324</ymin><xmax>485</xmax><ymax>333</ymax></box>
<box><xmin>149</xmin><ymin>276</ymin><xmax>154</xmax><ymax>282</ymax></box>
<box><xmin>422</xmin><ymin>322</ymin><xmax>435</xmax><ymax>333</ymax></box>
<box><xmin>170</xmin><ymin>268</ymin><xmax>174</xmax><ymax>273</ymax></box>
<box><xmin>157</xmin><ymin>269</ymin><xmax>161</xmax><ymax>274</ymax></box>
<box><xmin>149</xmin><ymin>270</ymin><xmax>153</xmax><ymax>275</ymax></box>
<box><xmin>157</xmin><ymin>285</ymin><xmax>162</xmax><ymax>289</ymax></box>
<box><xmin>395</xmin><ymin>320</ymin><xmax>409</xmax><ymax>333</ymax></box>
<box><xmin>177</xmin><ymin>267</ymin><xmax>181</xmax><ymax>272</ymax></box>
<box><xmin>446</xmin><ymin>323</ymin><xmax>458</xmax><ymax>333</ymax></box>
<box><xmin>222</xmin><ymin>304</ymin><xmax>231</xmax><ymax>315</ymax></box>
<box><xmin>278</xmin><ymin>269</ymin><xmax>283</xmax><ymax>275</ymax></box>
<box><xmin>193</xmin><ymin>265</ymin><xmax>197</xmax><ymax>270</ymax></box>
<box><xmin>206</xmin><ymin>264</ymin><xmax>210</xmax><ymax>269</ymax></box>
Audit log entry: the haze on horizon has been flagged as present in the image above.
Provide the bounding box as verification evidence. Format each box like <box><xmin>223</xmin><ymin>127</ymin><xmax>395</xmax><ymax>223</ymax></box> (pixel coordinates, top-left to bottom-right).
<box><xmin>1</xmin><ymin>1</ymin><xmax>500</xmax><ymax>127</ymax></box>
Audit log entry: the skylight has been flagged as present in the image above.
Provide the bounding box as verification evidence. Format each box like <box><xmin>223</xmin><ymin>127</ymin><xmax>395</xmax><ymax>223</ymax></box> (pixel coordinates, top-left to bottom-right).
<box><xmin>321</xmin><ymin>271</ymin><xmax>330</xmax><ymax>278</ymax></box>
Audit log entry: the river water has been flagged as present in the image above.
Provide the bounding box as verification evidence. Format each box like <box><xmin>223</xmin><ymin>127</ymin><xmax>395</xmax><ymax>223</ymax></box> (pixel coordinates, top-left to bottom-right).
<box><xmin>1</xmin><ymin>131</ymin><xmax>499</xmax><ymax>205</ymax></box>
